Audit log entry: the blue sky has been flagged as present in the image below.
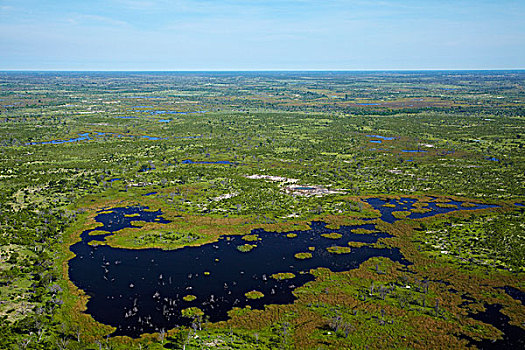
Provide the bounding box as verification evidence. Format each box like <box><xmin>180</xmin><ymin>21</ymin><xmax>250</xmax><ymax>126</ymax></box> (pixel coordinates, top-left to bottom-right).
<box><xmin>1</xmin><ymin>0</ymin><xmax>523</xmax><ymax>70</ymax></box>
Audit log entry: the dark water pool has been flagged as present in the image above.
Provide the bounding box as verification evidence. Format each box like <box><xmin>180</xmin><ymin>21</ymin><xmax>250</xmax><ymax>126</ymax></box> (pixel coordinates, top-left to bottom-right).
<box><xmin>69</xmin><ymin>207</ymin><xmax>406</xmax><ymax>337</ymax></box>
<box><xmin>68</xmin><ymin>197</ymin><xmax>500</xmax><ymax>338</ymax></box>
<box><xmin>502</xmin><ymin>286</ymin><xmax>525</xmax><ymax>305</ymax></box>
<box><xmin>467</xmin><ymin>304</ymin><xmax>525</xmax><ymax>349</ymax></box>
<box><xmin>181</xmin><ymin>159</ymin><xmax>232</xmax><ymax>165</ymax></box>
<box><xmin>365</xmin><ymin>197</ymin><xmax>498</xmax><ymax>224</ymax></box>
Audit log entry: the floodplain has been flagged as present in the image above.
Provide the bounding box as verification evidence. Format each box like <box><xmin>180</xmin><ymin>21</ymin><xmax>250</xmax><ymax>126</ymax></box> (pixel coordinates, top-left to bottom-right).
<box><xmin>0</xmin><ymin>71</ymin><xmax>524</xmax><ymax>349</ymax></box>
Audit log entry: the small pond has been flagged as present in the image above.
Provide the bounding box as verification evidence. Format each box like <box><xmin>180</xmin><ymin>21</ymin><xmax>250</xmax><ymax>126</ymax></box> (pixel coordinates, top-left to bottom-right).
<box><xmin>181</xmin><ymin>160</ymin><xmax>233</xmax><ymax>165</ymax></box>
<box><xmin>27</xmin><ymin>133</ymin><xmax>91</xmax><ymax>145</ymax></box>
<box><xmin>365</xmin><ymin>135</ymin><xmax>397</xmax><ymax>141</ymax></box>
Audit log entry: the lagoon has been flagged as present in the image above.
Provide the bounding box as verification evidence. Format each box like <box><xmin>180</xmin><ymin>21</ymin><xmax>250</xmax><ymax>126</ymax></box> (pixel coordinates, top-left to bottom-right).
<box><xmin>69</xmin><ymin>207</ymin><xmax>404</xmax><ymax>337</ymax></box>
<box><xmin>68</xmin><ymin>197</ymin><xmax>499</xmax><ymax>337</ymax></box>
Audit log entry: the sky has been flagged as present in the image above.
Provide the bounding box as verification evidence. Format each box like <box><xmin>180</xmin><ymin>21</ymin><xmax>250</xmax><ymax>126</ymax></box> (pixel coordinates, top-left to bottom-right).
<box><xmin>1</xmin><ymin>0</ymin><xmax>524</xmax><ymax>70</ymax></box>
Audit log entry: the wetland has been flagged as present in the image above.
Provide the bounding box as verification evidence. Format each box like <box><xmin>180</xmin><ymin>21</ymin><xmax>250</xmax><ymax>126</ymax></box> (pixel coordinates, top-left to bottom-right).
<box><xmin>0</xmin><ymin>70</ymin><xmax>523</xmax><ymax>349</ymax></box>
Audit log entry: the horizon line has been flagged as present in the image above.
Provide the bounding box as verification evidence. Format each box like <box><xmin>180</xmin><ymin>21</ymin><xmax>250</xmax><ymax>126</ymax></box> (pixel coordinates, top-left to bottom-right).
<box><xmin>1</xmin><ymin>68</ymin><xmax>524</xmax><ymax>72</ymax></box>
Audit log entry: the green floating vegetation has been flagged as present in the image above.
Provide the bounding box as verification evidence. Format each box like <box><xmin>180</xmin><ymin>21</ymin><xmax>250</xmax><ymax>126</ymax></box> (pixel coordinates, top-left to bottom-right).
<box><xmin>321</xmin><ymin>232</ymin><xmax>342</xmax><ymax>239</ymax></box>
<box><xmin>270</xmin><ymin>272</ymin><xmax>296</xmax><ymax>280</ymax></box>
<box><xmin>411</xmin><ymin>207</ymin><xmax>432</xmax><ymax>213</ymax></box>
<box><xmin>97</xmin><ymin>210</ymin><xmax>114</xmax><ymax>214</ymax></box>
<box><xmin>308</xmin><ymin>246</ymin><xmax>316</xmax><ymax>251</ymax></box>
<box><xmin>181</xmin><ymin>307</ymin><xmax>204</xmax><ymax>318</ymax></box>
<box><xmin>436</xmin><ymin>203</ymin><xmax>457</xmax><ymax>208</ymax></box>
<box><xmin>182</xmin><ymin>294</ymin><xmax>197</xmax><ymax>302</ymax></box>
<box><xmin>286</xmin><ymin>233</ymin><xmax>298</xmax><ymax>238</ymax></box>
<box><xmin>348</xmin><ymin>241</ymin><xmax>369</xmax><ymax>248</ymax></box>
<box><xmin>294</xmin><ymin>252</ymin><xmax>313</xmax><ymax>259</ymax></box>
<box><xmin>245</xmin><ymin>290</ymin><xmax>265</xmax><ymax>299</ymax></box>
<box><xmin>326</xmin><ymin>246</ymin><xmax>352</xmax><ymax>254</ymax></box>
<box><xmin>129</xmin><ymin>221</ymin><xmax>146</xmax><ymax>227</ymax></box>
<box><xmin>237</xmin><ymin>244</ymin><xmax>257</xmax><ymax>252</ymax></box>
<box><xmin>351</xmin><ymin>228</ymin><xmax>376</xmax><ymax>234</ymax></box>
<box><xmin>392</xmin><ymin>211</ymin><xmax>411</xmax><ymax>219</ymax></box>
<box><xmin>242</xmin><ymin>234</ymin><xmax>260</xmax><ymax>242</ymax></box>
